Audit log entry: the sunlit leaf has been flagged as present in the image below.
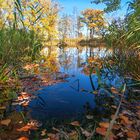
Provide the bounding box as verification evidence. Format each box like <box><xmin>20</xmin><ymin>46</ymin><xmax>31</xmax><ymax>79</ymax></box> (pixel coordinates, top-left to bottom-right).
<box><xmin>96</xmin><ymin>127</ymin><xmax>106</xmax><ymax>136</ymax></box>
<box><xmin>99</xmin><ymin>122</ymin><xmax>110</xmax><ymax>129</ymax></box>
<box><xmin>17</xmin><ymin>136</ymin><xmax>29</xmax><ymax>140</ymax></box>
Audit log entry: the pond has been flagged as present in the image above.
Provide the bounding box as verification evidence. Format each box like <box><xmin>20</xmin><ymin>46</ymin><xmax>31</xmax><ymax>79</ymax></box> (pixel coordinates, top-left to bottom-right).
<box><xmin>28</xmin><ymin>46</ymin><xmax>114</xmax><ymax>121</ymax></box>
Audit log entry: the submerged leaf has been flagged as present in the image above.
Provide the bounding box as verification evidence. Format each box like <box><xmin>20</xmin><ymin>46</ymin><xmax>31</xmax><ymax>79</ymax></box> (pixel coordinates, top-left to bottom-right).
<box><xmin>111</xmin><ymin>87</ymin><xmax>119</xmax><ymax>94</ymax></box>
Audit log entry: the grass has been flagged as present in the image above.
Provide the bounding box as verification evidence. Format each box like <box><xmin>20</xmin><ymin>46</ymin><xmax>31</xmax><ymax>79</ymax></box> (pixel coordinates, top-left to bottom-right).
<box><xmin>0</xmin><ymin>28</ymin><xmax>42</xmax><ymax>67</ymax></box>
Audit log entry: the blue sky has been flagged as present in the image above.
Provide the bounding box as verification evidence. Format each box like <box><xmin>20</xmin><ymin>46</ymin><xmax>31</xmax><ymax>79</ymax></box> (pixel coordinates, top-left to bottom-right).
<box><xmin>58</xmin><ymin>0</ymin><xmax>129</xmax><ymax>19</ymax></box>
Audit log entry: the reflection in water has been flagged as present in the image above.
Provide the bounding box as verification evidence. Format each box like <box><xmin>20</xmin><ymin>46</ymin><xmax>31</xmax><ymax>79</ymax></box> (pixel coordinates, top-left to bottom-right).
<box><xmin>29</xmin><ymin>46</ymin><xmax>112</xmax><ymax>121</ymax></box>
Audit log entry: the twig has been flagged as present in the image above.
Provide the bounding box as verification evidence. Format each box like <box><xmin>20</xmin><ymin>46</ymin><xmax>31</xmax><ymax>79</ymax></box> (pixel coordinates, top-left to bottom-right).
<box><xmin>104</xmin><ymin>84</ymin><xmax>126</xmax><ymax>140</ymax></box>
<box><xmin>86</xmin><ymin>123</ymin><xmax>96</xmax><ymax>140</ymax></box>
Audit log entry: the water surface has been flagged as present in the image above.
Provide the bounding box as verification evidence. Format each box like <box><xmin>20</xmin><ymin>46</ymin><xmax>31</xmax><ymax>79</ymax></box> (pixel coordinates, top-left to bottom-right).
<box><xmin>29</xmin><ymin>46</ymin><xmax>112</xmax><ymax>120</ymax></box>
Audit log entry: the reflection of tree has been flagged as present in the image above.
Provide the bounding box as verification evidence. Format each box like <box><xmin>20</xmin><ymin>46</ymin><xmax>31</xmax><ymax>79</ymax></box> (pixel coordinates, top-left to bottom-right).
<box><xmin>41</xmin><ymin>50</ymin><xmax>60</xmax><ymax>79</ymax></box>
<box><xmin>59</xmin><ymin>48</ymin><xmax>72</xmax><ymax>72</ymax></box>
<box><xmin>77</xmin><ymin>47</ymin><xmax>81</xmax><ymax>68</ymax></box>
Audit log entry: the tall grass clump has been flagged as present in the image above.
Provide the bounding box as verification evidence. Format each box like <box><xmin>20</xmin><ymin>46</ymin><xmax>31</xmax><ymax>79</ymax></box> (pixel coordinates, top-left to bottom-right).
<box><xmin>103</xmin><ymin>0</ymin><xmax>140</xmax><ymax>80</ymax></box>
<box><xmin>0</xmin><ymin>28</ymin><xmax>42</xmax><ymax>67</ymax></box>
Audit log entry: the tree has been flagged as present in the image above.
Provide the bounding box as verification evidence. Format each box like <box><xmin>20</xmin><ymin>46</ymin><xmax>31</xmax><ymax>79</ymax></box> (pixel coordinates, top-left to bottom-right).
<box><xmin>58</xmin><ymin>14</ymin><xmax>73</xmax><ymax>41</ymax></box>
<box><xmin>0</xmin><ymin>0</ymin><xmax>59</xmax><ymax>40</ymax></box>
<box><xmin>22</xmin><ymin>0</ymin><xmax>59</xmax><ymax>40</ymax></box>
<box><xmin>76</xmin><ymin>16</ymin><xmax>84</xmax><ymax>38</ymax></box>
<box><xmin>91</xmin><ymin>0</ymin><xmax>121</xmax><ymax>12</ymax></box>
<box><xmin>81</xmin><ymin>8</ymin><xmax>106</xmax><ymax>39</ymax></box>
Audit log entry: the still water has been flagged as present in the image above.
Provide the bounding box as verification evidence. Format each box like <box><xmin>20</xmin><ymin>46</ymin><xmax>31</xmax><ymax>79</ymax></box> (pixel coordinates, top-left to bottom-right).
<box><xmin>29</xmin><ymin>46</ymin><xmax>112</xmax><ymax>121</ymax></box>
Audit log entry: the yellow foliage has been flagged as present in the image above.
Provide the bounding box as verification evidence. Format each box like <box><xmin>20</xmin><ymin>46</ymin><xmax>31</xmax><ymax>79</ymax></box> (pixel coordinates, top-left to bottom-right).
<box><xmin>0</xmin><ymin>0</ymin><xmax>59</xmax><ymax>39</ymax></box>
<box><xmin>81</xmin><ymin>8</ymin><xmax>106</xmax><ymax>32</ymax></box>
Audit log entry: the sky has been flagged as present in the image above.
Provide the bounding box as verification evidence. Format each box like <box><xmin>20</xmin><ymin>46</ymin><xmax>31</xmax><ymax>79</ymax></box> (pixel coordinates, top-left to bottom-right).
<box><xmin>59</xmin><ymin>0</ymin><xmax>105</xmax><ymax>14</ymax></box>
<box><xmin>58</xmin><ymin>0</ymin><xmax>129</xmax><ymax>19</ymax></box>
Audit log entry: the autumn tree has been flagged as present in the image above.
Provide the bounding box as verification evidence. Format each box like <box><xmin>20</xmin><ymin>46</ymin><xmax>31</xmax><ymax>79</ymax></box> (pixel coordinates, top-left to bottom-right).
<box><xmin>81</xmin><ymin>9</ymin><xmax>106</xmax><ymax>39</ymax></box>
<box><xmin>0</xmin><ymin>0</ymin><xmax>15</xmax><ymax>28</ymax></box>
<box><xmin>22</xmin><ymin>0</ymin><xmax>59</xmax><ymax>40</ymax></box>
<box><xmin>58</xmin><ymin>14</ymin><xmax>73</xmax><ymax>41</ymax></box>
<box><xmin>0</xmin><ymin>0</ymin><xmax>59</xmax><ymax>40</ymax></box>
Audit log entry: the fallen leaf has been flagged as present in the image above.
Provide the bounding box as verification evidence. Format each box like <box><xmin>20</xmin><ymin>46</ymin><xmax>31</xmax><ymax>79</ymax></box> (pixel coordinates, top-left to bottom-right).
<box><xmin>111</xmin><ymin>87</ymin><xmax>119</xmax><ymax>94</ymax></box>
<box><xmin>112</xmin><ymin>124</ymin><xmax>120</xmax><ymax>130</ymax></box>
<box><xmin>111</xmin><ymin>105</ymin><xmax>117</xmax><ymax>109</ymax></box>
<box><xmin>136</xmin><ymin>106</ymin><xmax>140</xmax><ymax>109</ymax></box>
<box><xmin>52</xmin><ymin>127</ymin><xmax>60</xmax><ymax>132</ymax></box>
<box><xmin>41</xmin><ymin>129</ymin><xmax>47</xmax><ymax>136</ymax></box>
<box><xmin>69</xmin><ymin>131</ymin><xmax>78</xmax><ymax>140</ymax></box>
<box><xmin>22</xmin><ymin>101</ymin><xmax>29</xmax><ymax>107</ymax></box>
<box><xmin>116</xmin><ymin>132</ymin><xmax>124</xmax><ymax>137</ymax></box>
<box><xmin>20</xmin><ymin>92</ymin><xmax>29</xmax><ymax>95</ymax></box>
<box><xmin>99</xmin><ymin>122</ymin><xmax>110</xmax><ymax>129</ymax></box>
<box><xmin>18</xmin><ymin>96</ymin><xmax>23</xmax><ymax>101</ymax></box>
<box><xmin>111</xmin><ymin>114</ymin><xmax>118</xmax><ymax>119</ymax></box>
<box><xmin>93</xmin><ymin>90</ymin><xmax>98</xmax><ymax>94</ymax></box>
<box><xmin>96</xmin><ymin>127</ymin><xmax>106</xmax><ymax>136</ymax></box>
<box><xmin>17</xmin><ymin>136</ymin><xmax>29</xmax><ymax>140</ymax></box>
<box><xmin>17</xmin><ymin>125</ymin><xmax>31</xmax><ymax>132</ymax></box>
<box><xmin>47</xmin><ymin>133</ymin><xmax>59</xmax><ymax>140</ymax></box>
<box><xmin>47</xmin><ymin>133</ymin><xmax>56</xmax><ymax>138</ymax></box>
<box><xmin>80</xmin><ymin>127</ymin><xmax>91</xmax><ymax>137</ymax></box>
<box><xmin>136</xmin><ymin>110</ymin><xmax>140</xmax><ymax>118</ymax></box>
<box><xmin>17</xmin><ymin>125</ymin><xmax>37</xmax><ymax>132</ymax></box>
<box><xmin>19</xmin><ymin>121</ymin><xmax>23</xmax><ymax>124</ymax></box>
<box><xmin>0</xmin><ymin>106</ymin><xmax>6</xmax><ymax>110</ymax></box>
<box><xmin>70</xmin><ymin>121</ymin><xmax>80</xmax><ymax>127</ymax></box>
<box><xmin>0</xmin><ymin>119</ymin><xmax>11</xmax><ymax>126</ymax></box>
<box><xmin>120</xmin><ymin>115</ymin><xmax>133</xmax><ymax>125</ymax></box>
<box><xmin>27</xmin><ymin>120</ymin><xmax>42</xmax><ymax>127</ymax></box>
<box><xmin>86</xmin><ymin>115</ymin><xmax>93</xmax><ymax>120</ymax></box>
<box><xmin>126</xmin><ymin>131</ymin><xmax>137</xmax><ymax>139</ymax></box>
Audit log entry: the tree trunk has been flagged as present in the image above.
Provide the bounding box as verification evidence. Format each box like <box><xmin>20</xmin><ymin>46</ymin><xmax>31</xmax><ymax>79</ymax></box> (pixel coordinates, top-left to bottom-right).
<box><xmin>90</xmin><ymin>28</ymin><xmax>93</xmax><ymax>39</ymax></box>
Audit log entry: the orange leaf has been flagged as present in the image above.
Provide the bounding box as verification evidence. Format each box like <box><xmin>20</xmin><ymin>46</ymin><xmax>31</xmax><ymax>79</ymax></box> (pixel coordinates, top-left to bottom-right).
<box><xmin>111</xmin><ymin>87</ymin><xmax>119</xmax><ymax>94</ymax></box>
<box><xmin>70</xmin><ymin>121</ymin><xmax>80</xmax><ymax>126</ymax></box>
<box><xmin>112</xmin><ymin>124</ymin><xmax>120</xmax><ymax>130</ymax></box>
<box><xmin>22</xmin><ymin>101</ymin><xmax>29</xmax><ymax>107</ymax></box>
<box><xmin>120</xmin><ymin>115</ymin><xmax>133</xmax><ymax>125</ymax></box>
<box><xmin>17</xmin><ymin>125</ymin><xmax>37</xmax><ymax>132</ymax></box>
<box><xmin>136</xmin><ymin>106</ymin><xmax>140</xmax><ymax>109</ymax></box>
<box><xmin>99</xmin><ymin>122</ymin><xmax>110</xmax><ymax>129</ymax></box>
<box><xmin>17</xmin><ymin>136</ymin><xmax>29</xmax><ymax>140</ymax></box>
<box><xmin>96</xmin><ymin>127</ymin><xmax>106</xmax><ymax>136</ymax></box>
<box><xmin>127</xmin><ymin>131</ymin><xmax>137</xmax><ymax>139</ymax></box>
<box><xmin>17</xmin><ymin>125</ymin><xmax>31</xmax><ymax>132</ymax></box>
